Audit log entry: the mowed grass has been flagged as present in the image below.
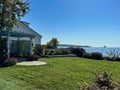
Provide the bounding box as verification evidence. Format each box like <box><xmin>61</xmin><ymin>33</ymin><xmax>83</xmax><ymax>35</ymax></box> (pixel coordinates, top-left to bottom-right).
<box><xmin>0</xmin><ymin>57</ymin><xmax>120</xmax><ymax>90</ymax></box>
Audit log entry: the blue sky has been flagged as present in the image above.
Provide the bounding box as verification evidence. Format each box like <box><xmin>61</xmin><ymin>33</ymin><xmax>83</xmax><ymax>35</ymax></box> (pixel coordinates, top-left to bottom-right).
<box><xmin>22</xmin><ymin>0</ymin><xmax>120</xmax><ymax>47</ymax></box>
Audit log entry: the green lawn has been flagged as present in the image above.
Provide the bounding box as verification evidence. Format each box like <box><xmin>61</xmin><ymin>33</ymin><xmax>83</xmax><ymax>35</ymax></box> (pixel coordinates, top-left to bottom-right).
<box><xmin>0</xmin><ymin>57</ymin><xmax>120</xmax><ymax>90</ymax></box>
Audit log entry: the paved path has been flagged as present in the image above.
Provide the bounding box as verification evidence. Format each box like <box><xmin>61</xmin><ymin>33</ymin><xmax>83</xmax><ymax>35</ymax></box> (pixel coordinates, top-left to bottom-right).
<box><xmin>17</xmin><ymin>61</ymin><xmax>46</xmax><ymax>66</ymax></box>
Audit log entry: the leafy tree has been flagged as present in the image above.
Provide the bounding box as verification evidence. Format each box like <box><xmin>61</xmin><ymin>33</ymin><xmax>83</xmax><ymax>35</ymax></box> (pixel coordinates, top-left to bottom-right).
<box><xmin>46</xmin><ymin>42</ymin><xmax>53</xmax><ymax>49</ymax></box>
<box><xmin>0</xmin><ymin>0</ymin><xmax>29</xmax><ymax>30</ymax></box>
<box><xmin>50</xmin><ymin>38</ymin><xmax>59</xmax><ymax>49</ymax></box>
<box><xmin>46</xmin><ymin>38</ymin><xmax>59</xmax><ymax>49</ymax></box>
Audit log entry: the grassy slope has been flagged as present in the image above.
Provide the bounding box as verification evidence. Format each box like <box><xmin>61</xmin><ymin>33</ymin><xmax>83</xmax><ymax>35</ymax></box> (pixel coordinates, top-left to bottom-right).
<box><xmin>0</xmin><ymin>57</ymin><xmax>120</xmax><ymax>90</ymax></box>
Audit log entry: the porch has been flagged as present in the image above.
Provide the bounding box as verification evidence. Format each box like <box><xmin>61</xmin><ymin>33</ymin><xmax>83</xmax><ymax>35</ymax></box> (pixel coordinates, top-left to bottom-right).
<box><xmin>0</xmin><ymin>30</ymin><xmax>34</xmax><ymax>58</ymax></box>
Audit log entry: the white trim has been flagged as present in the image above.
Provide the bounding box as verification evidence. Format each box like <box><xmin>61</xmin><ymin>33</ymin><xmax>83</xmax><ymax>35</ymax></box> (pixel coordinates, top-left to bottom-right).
<box><xmin>7</xmin><ymin>34</ymin><xmax>10</xmax><ymax>58</ymax></box>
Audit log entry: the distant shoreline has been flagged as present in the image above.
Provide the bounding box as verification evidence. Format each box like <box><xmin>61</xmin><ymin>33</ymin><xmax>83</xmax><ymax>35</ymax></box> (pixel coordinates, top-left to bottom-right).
<box><xmin>58</xmin><ymin>44</ymin><xmax>91</xmax><ymax>48</ymax></box>
<box><xmin>58</xmin><ymin>44</ymin><xmax>120</xmax><ymax>48</ymax></box>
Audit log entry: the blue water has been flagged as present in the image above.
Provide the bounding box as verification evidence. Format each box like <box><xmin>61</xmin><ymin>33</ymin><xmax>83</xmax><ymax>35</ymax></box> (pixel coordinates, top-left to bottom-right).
<box><xmin>83</xmin><ymin>47</ymin><xmax>120</xmax><ymax>56</ymax></box>
<box><xmin>58</xmin><ymin>45</ymin><xmax>120</xmax><ymax>56</ymax></box>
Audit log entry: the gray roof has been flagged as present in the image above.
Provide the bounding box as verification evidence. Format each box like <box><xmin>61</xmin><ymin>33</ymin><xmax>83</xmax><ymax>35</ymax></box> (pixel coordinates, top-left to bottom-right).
<box><xmin>0</xmin><ymin>30</ymin><xmax>34</xmax><ymax>38</ymax></box>
<box><xmin>20</xmin><ymin>21</ymin><xmax>42</xmax><ymax>38</ymax></box>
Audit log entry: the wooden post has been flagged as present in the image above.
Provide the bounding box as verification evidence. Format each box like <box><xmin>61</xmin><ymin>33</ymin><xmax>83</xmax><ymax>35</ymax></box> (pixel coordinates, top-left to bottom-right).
<box><xmin>7</xmin><ymin>34</ymin><xmax>10</xmax><ymax>58</ymax></box>
<box><xmin>17</xmin><ymin>37</ymin><xmax>20</xmax><ymax>56</ymax></box>
<box><xmin>30</xmin><ymin>38</ymin><xmax>32</xmax><ymax>55</ymax></box>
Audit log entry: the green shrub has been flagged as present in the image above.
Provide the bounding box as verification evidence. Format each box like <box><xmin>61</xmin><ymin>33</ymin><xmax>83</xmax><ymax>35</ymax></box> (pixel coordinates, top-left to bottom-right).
<box><xmin>28</xmin><ymin>55</ymin><xmax>40</xmax><ymax>61</ymax></box>
<box><xmin>94</xmin><ymin>71</ymin><xmax>115</xmax><ymax>89</ymax></box>
<box><xmin>116</xmin><ymin>57</ymin><xmax>120</xmax><ymax>61</ymax></box>
<box><xmin>34</xmin><ymin>44</ymin><xmax>46</xmax><ymax>56</ymax></box>
<box><xmin>83</xmin><ymin>52</ymin><xmax>91</xmax><ymax>58</ymax></box>
<box><xmin>0</xmin><ymin>38</ymin><xmax>7</xmax><ymax>64</ymax></box>
<box><xmin>61</xmin><ymin>49</ymin><xmax>70</xmax><ymax>55</ymax></box>
<box><xmin>72</xmin><ymin>48</ymin><xmax>85</xmax><ymax>57</ymax></box>
<box><xmin>104</xmin><ymin>56</ymin><xmax>112</xmax><ymax>61</ymax></box>
<box><xmin>79</xmin><ymin>70</ymin><xmax>120</xmax><ymax>90</ymax></box>
<box><xmin>54</xmin><ymin>49</ymin><xmax>71</xmax><ymax>55</ymax></box>
<box><xmin>45</xmin><ymin>49</ymin><xmax>55</xmax><ymax>55</ymax></box>
<box><xmin>106</xmin><ymin>50</ymin><xmax>120</xmax><ymax>61</ymax></box>
<box><xmin>45</xmin><ymin>49</ymin><xmax>50</xmax><ymax>55</ymax></box>
<box><xmin>54</xmin><ymin>49</ymin><xmax>63</xmax><ymax>55</ymax></box>
<box><xmin>104</xmin><ymin>56</ymin><xmax>120</xmax><ymax>62</ymax></box>
<box><xmin>90</xmin><ymin>52</ymin><xmax>103</xmax><ymax>60</ymax></box>
<box><xmin>44</xmin><ymin>48</ymin><xmax>72</xmax><ymax>55</ymax></box>
<box><xmin>67</xmin><ymin>47</ymin><xmax>75</xmax><ymax>54</ymax></box>
<box><xmin>49</xmin><ymin>50</ymin><xmax>55</xmax><ymax>55</ymax></box>
<box><xmin>1</xmin><ymin>57</ymin><xmax>18</xmax><ymax>67</ymax></box>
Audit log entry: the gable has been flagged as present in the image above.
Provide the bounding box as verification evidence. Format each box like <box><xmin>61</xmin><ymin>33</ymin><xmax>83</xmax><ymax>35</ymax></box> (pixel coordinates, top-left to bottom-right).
<box><xmin>13</xmin><ymin>21</ymin><xmax>42</xmax><ymax>38</ymax></box>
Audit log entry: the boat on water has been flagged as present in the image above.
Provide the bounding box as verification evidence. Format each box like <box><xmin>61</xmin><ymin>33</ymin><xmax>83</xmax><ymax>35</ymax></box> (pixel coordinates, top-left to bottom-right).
<box><xmin>104</xmin><ymin>46</ymin><xmax>106</xmax><ymax>48</ymax></box>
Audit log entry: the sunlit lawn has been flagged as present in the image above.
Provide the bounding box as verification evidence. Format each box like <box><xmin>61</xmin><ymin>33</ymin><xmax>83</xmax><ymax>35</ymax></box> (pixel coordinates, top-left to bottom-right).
<box><xmin>0</xmin><ymin>57</ymin><xmax>120</xmax><ymax>90</ymax></box>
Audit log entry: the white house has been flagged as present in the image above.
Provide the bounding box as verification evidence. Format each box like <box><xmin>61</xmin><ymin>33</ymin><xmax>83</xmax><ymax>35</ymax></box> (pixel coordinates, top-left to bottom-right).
<box><xmin>0</xmin><ymin>21</ymin><xmax>42</xmax><ymax>58</ymax></box>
